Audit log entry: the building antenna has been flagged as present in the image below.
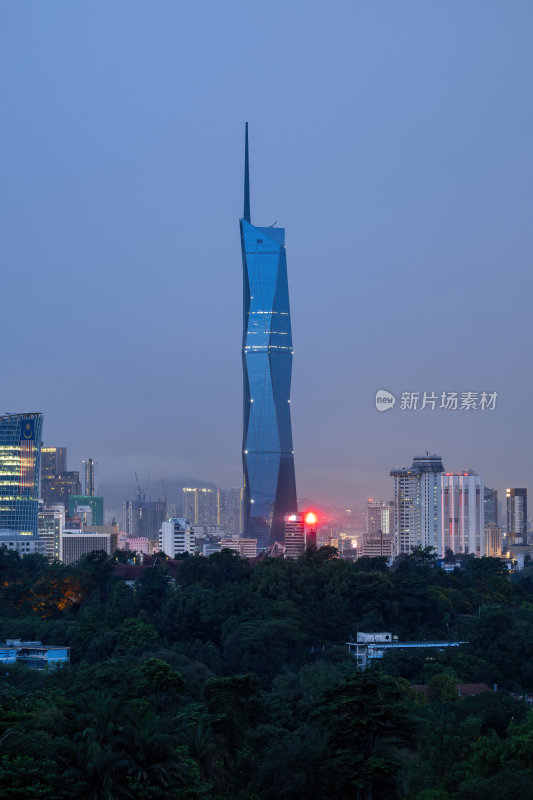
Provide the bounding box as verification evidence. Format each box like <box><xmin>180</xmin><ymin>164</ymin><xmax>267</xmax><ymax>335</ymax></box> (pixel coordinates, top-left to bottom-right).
<box><xmin>244</xmin><ymin>122</ymin><xmax>251</xmax><ymax>223</ymax></box>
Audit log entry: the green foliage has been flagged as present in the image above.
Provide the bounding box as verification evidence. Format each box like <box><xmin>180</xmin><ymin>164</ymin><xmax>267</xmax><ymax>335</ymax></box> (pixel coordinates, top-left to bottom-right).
<box><xmin>1</xmin><ymin>546</ymin><xmax>533</xmax><ymax>798</ymax></box>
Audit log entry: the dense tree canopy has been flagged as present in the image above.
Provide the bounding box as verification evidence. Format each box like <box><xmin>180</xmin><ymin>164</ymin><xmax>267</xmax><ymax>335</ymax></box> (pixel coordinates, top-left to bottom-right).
<box><xmin>1</xmin><ymin>545</ymin><xmax>533</xmax><ymax>798</ymax></box>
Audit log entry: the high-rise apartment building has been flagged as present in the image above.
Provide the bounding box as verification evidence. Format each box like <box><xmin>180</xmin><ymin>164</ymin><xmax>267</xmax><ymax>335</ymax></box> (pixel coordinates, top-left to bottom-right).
<box><xmin>122</xmin><ymin>499</ymin><xmax>166</xmax><ymax>541</ymax></box>
<box><xmin>506</xmin><ymin>488</ymin><xmax>527</xmax><ymax>543</ymax></box>
<box><xmin>483</xmin><ymin>487</ymin><xmax>498</xmax><ymax>526</ymax></box>
<box><xmin>441</xmin><ymin>471</ymin><xmax>485</xmax><ymax>557</ymax></box>
<box><xmin>216</xmin><ymin>487</ymin><xmax>244</xmax><ymax>534</ymax></box>
<box><xmin>366</xmin><ymin>500</ymin><xmax>394</xmax><ymax>536</ymax></box>
<box><xmin>391</xmin><ymin>454</ymin><xmax>444</xmax><ymax>555</ymax></box>
<box><xmin>159</xmin><ymin>518</ymin><xmax>194</xmax><ymax>557</ymax></box>
<box><xmin>484</xmin><ymin>523</ymin><xmax>502</xmax><ymax>557</ymax></box>
<box><xmin>38</xmin><ymin>504</ymin><xmax>65</xmax><ymax>561</ymax></box>
<box><xmin>182</xmin><ymin>487</ymin><xmax>217</xmax><ymax>526</ymax></box>
<box><xmin>361</xmin><ymin>499</ymin><xmax>395</xmax><ymax>558</ymax></box>
<box><xmin>83</xmin><ymin>459</ymin><xmax>95</xmax><ymax>496</ymax></box>
<box><xmin>0</xmin><ymin>413</ymin><xmax>43</xmax><ymax>536</ymax></box>
<box><xmin>240</xmin><ymin>125</ymin><xmax>297</xmax><ymax>549</ymax></box>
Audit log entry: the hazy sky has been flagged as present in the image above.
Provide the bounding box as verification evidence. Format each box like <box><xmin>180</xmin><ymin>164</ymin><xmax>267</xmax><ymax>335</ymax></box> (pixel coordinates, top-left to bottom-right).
<box><xmin>2</xmin><ymin>1</ymin><xmax>532</xmax><ymax>509</ymax></box>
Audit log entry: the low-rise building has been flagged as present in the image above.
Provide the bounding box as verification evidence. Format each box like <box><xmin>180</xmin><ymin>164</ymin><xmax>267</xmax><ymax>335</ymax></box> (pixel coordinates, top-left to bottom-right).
<box><xmin>220</xmin><ymin>537</ymin><xmax>257</xmax><ymax>558</ymax></box>
<box><xmin>347</xmin><ymin>631</ymin><xmax>467</xmax><ymax>670</ymax></box>
<box><xmin>0</xmin><ymin>639</ymin><xmax>70</xmax><ymax>668</ymax></box>
<box><xmin>60</xmin><ymin>529</ymin><xmax>117</xmax><ymax>565</ymax></box>
<box><xmin>0</xmin><ymin>530</ymin><xmax>46</xmax><ymax>556</ymax></box>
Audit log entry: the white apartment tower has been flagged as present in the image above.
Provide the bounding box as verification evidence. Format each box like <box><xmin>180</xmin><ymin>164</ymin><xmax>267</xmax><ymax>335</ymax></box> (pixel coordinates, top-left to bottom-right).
<box><xmin>159</xmin><ymin>518</ymin><xmax>194</xmax><ymax>557</ymax></box>
<box><xmin>441</xmin><ymin>471</ymin><xmax>485</xmax><ymax>557</ymax></box>
<box><xmin>391</xmin><ymin>454</ymin><xmax>444</xmax><ymax>555</ymax></box>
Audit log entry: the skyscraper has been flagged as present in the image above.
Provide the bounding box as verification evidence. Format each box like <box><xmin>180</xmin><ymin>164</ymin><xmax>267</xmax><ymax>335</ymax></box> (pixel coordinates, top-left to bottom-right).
<box><xmin>506</xmin><ymin>488</ymin><xmax>527</xmax><ymax>543</ymax></box>
<box><xmin>391</xmin><ymin>454</ymin><xmax>444</xmax><ymax>555</ymax></box>
<box><xmin>83</xmin><ymin>458</ymin><xmax>95</xmax><ymax>496</ymax></box>
<box><xmin>240</xmin><ymin>124</ymin><xmax>297</xmax><ymax>549</ymax></box>
<box><xmin>0</xmin><ymin>413</ymin><xmax>43</xmax><ymax>536</ymax></box>
<box><xmin>441</xmin><ymin>471</ymin><xmax>485</xmax><ymax>557</ymax></box>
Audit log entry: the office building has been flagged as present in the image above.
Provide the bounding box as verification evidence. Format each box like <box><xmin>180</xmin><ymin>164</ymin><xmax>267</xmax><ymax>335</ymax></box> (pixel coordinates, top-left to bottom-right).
<box><xmin>220</xmin><ymin>536</ymin><xmax>257</xmax><ymax>558</ymax></box>
<box><xmin>0</xmin><ymin>413</ymin><xmax>43</xmax><ymax>536</ymax></box>
<box><xmin>284</xmin><ymin>512</ymin><xmax>317</xmax><ymax>559</ymax></box>
<box><xmin>40</xmin><ymin>447</ymin><xmax>67</xmax><ymax>490</ymax></box>
<box><xmin>38</xmin><ymin>504</ymin><xmax>65</xmax><ymax>561</ymax></box>
<box><xmin>441</xmin><ymin>471</ymin><xmax>485</xmax><ymax>557</ymax></box>
<box><xmin>60</xmin><ymin>530</ymin><xmax>117</xmax><ymax>565</ymax></box>
<box><xmin>43</xmin><ymin>471</ymin><xmax>82</xmax><ymax>508</ymax></box>
<box><xmin>122</xmin><ymin>498</ymin><xmax>166</xmax><ymax>541</ymax></box>
<box><xmin>40</xmin><ymin>447</ymin><xmax>81</xmax><ymax>506</ymax></box>
<box><xmin>391</xmin><ymin>454</ymin><xmax>444</xmax><ymax>555</ymax></box>
<box><xmin>182</xmin><ymin>487</ymin><xmax>217</xmax><ymax>526</ymax></box>
<box><xmin>83</xmin><ymin>458</ymin><xmax>95</xmax><ymax>496</ymax></box>
<box><xmin>240</xmin><ymin>125</ymin><xmax>297</xmax><ymax>550</ymax></box>
<box><xmin>159</xmin><ymin>518</ymin><xmax>194</xmax><ymax>557</ymax></box>
<box><xmin>506</xmin><ymin>488</ymin><xmax>527</xmax><ymax>543</ymax></box>
<box><xmin>483</xmin><ymin>487</ymin><xmax>498</xmax><ymax>526</ymax></box>
<box><xmin>68</xmin><ymin>495</ymin><xmax>103</xmax><ymax>526</ymax></box>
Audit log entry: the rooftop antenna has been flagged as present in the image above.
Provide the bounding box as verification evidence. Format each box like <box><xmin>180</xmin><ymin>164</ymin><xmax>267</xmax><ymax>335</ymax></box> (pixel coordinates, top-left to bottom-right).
<box><xmin>244</xmin><ymin>122</ymin><xmax>251</xmax><ymax>223</ymax></box>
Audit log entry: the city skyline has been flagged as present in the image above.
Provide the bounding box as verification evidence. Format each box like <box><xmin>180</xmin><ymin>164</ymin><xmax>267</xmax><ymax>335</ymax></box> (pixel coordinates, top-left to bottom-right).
<box><xmin>2</xmin><ymin>3</ymin><xmax>533</xmax><ymax>509</ymax></box>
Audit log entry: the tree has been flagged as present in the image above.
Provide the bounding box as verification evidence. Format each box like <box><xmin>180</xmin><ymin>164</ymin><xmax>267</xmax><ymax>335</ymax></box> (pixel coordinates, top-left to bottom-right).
<box><xmin>139</xmin><ymin>658</ymin><xmax>185</xmax><ymax>708</ymax></box>
<box><xmin>319</xmin><ymin>671</ymin><xmax>417</xmax><ymax>800</ymax></box>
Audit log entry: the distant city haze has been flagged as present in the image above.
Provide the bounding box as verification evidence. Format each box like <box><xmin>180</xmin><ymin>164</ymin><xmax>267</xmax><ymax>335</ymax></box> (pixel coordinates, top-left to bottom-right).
<box><xmin>2</xmin><ymin>2</ymin><xmax>532</xmax><ymax>510</ymax></box>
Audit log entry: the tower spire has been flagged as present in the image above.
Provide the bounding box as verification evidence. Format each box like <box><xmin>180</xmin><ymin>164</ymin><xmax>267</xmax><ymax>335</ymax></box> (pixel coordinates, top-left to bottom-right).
<box><xmin>244</xmin><ymin>122</ymin><xmax>251</xmax><ymax>222</ymax></box>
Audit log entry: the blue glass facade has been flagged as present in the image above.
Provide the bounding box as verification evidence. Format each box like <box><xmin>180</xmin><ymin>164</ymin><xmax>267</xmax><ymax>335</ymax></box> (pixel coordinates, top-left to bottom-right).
<box><xmin>0</xmin><ymin>413</ymin><xmax>43</xmax><ymax>535</ymax></box>
<box><xmin>240</xmin><ymin>127</ymin><xmax>297</xmax><ymax>548</ymax></box>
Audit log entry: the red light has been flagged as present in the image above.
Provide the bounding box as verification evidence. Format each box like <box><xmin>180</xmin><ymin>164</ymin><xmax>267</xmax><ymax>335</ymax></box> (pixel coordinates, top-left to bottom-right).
<box><xmin>305</xmin><ymin>512</ymin><xmax>317</xmax><ymax>525</ymax></box>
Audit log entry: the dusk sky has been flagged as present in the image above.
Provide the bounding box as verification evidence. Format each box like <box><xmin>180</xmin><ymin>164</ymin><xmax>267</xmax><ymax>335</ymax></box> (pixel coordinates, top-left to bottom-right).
<box><xmin>2</xmin><ymin>2</ymin><xmax>532</xmax><ymax>511</ymax></box>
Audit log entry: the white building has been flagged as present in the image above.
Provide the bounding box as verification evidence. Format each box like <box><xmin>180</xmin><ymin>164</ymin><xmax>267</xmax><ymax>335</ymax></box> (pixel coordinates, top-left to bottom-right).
<box><xmin>391</xmin><ymin>454</ymin><xmax>444</xmax><ymax>555</ymax></box>
<box><xmin>159</xmin><ymin>518</ymin><xmax>194</xmax><ymax>557</ymax></box>
<box><xmin>38</xmin><ymin>504</ymin><xmax>65</xmax><ymax>561</ymax></box>
<box><xmin>441</xmin><ymin>471</ymin><xmax>485</xmax><ymax>557</ymax></box>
